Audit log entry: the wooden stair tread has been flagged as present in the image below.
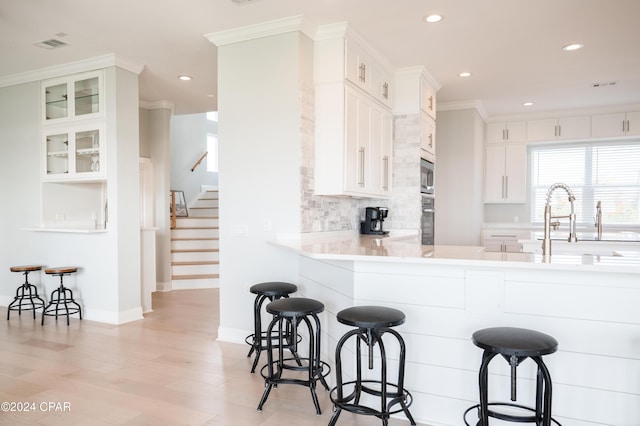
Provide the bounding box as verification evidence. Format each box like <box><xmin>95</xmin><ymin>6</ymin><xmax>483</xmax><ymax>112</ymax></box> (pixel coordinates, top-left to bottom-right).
<box><xmin>171</xmin><ymin>237</ymin><xmax>218</xmax><ymax>241</ymax></box>
<box><xmin>172</xmin><ymin>248</ymin><xmax>219</xmax><ymax>253</ymax></box>
<box><xmin>171</xmin><ymin>274</ymin><xmax>220</xmax><ymax>280</ymax></box>
<box><xmin>171</xmin><ymin>260</ymin><xmax>219</xmax><ymax>266</ymax></box>
<box><xmin>172</xmin><ymin>226</ymin><xmax>219</xmax><ymax>230</ymax></box>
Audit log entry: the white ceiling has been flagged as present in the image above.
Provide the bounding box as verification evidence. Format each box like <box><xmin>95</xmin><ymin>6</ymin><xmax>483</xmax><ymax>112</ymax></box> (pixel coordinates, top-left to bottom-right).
<box><xmin>2</xmin><ymin>0</ymin><xmax>639</xmax><ymax>117</ymax></box>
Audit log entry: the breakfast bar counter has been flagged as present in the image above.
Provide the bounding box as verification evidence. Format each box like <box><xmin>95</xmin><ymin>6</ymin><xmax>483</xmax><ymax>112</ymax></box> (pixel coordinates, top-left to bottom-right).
<box><xmin>271</xmin><ymin>232</ymin><xmax>640</xmax><ymax>426</ymax></box>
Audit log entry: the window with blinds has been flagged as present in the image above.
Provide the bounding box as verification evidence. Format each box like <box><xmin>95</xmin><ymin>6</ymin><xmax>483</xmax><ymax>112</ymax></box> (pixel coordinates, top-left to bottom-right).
<box><xmin>530</xmin><ymin>141</ymin><xmax>640</xmax><ymax>227</ymax></box>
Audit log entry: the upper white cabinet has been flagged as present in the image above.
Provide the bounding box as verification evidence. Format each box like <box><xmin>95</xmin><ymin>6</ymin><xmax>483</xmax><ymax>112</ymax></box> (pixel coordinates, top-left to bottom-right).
<box><xmin>314</xmin><ymin>24</ymin><xmax>394</xmax><ymax>198</ymax></box>
<box><xmin>41</xmin><ymin>71</ymin><xmax>106</xmax><ymax>182</ymax></box>
<box><xmin>43</xmin><ymin>124</ymin><xmax>105</xmax><ymax>181</ymax></box>
<box><xmin>484</xmin><ymin>142</ymin><xmax>527</xmax><ymax>203</ymax></box>
<box><xmin>527</xmin><ymin>116</ymin><xmax>590</xmax><ymax>141</ymax></box>
<box><xmin>421</xmin><ymin>112</ymin><xmax>436</xmax><ymax>162</ymax></box>
<box><xmin>420</xmin><ymin>77</ymin><xmax>437</xmax><ymax>119</ymax></box>
<box><xmin>486</xmin><ymin>121</ymin><xmax>527</xmax><ymax>144</ymax></box>
<box><xmin>591</xmin><ymin>111</ymin><xmax>640</xmax><ymax>138</ymax></box>
<box><xmin>345</xmin><ymin>37</ymin><xmax>393</xmax><ymax>108</ymax></box>
<box><xmin>43</xmin><ymin>71</ymin><xmax>103</xmax><ymax>123</ymax></box>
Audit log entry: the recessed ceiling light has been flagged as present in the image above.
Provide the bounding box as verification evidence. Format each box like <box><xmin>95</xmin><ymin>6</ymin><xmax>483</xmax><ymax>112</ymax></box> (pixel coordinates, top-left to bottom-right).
<box><xmin>562</xmin><ymin>43</ymin><xmax>584</xmax><ymax>52</ymax></box>
<box><xmin>523</xmin><ymin>102</ymin><xmax>535</xmax><ymax>107</ymax></box>
<box><xmin>424</xmin><ymin>14</ymin><xmax>443</xmax><ymax>23</ymax></box>
<box><xmin>458</xmin><ymin>72</ymin><xmax>472</xmax><ymax>78</ymax></box>
<box><xmin>178</xmin><ymin>75</ymin><xmax>192</xmax><ymax>81</ymax></box>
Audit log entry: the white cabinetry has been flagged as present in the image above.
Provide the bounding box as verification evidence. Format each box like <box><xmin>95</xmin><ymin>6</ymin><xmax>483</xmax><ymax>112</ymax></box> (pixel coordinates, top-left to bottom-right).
<box><xmin>486</xmin><ymin>121</ymin><xmax>526</xmax><ymax>144</ymax></box>
<box><xmin>43</xmin><ymin>124</ymin><xmax>105</xmax><ymax>181</ymax></box>
<box><xmin>420</xmin><ymin>113</ymin><xmax>436</xmax><ymax>162</ymax></box>
<box><xmin>527</xmin><ymin>116</ymin><xmax>590</xmax><ymax>141</ymax></box>
<box><xmin>484</xmin><ymin>142</ymin><xmax>527</xmax><ymax>203</ymax></box>
<box><xmin>42</xmin><ymin>71</ymin><xmax>105</xmax><ymax>182</ymax></box>
<box><xmin>591</xmin><ymin>111</ymin><xmax>640</xmax><ymax>138</ymax></box>
<box><xmin>314</xmin><ymin>25</ymin><xmax>394</xmax><ymax>198</ymax></box>
<box><xmin>345</xmin><ymin>38</ymin><xmax>393</xmax><ymax>108</ymax></box>
<box><xmin>421</xmin><ymin>77</ymin><xmax>436</xmax><ymax>119</ymax></box>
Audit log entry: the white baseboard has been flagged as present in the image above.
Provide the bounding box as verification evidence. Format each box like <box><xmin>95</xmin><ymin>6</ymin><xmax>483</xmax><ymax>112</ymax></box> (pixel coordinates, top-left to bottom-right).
<box><xmin>84</xmin><ymin>306</ymin><xmax>144</xmax><ymax>324</ymax></box>
<box><xmin>217</xmin><ymin>325</ymin><xmax>251</xmax><ymax>345</ymax></box>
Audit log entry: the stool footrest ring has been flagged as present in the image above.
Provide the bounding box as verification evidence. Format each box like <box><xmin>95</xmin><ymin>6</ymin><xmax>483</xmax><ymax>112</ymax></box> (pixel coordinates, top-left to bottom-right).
<box><xmin>330</xmin><ymin>379</ymin><xmax>413</xmax><ymax>418</ymax></box>
<box><xmin>463</xmin><ymin>402</ymin><xmax>562</xmax><ymax>426</ymax></box>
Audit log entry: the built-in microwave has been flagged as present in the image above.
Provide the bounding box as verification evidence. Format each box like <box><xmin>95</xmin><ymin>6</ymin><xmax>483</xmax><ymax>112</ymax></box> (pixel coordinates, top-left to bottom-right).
<box><xmin>420</xmin><ymin>158</ymin><xmax>434</xmax><ymax>195</ymax></box>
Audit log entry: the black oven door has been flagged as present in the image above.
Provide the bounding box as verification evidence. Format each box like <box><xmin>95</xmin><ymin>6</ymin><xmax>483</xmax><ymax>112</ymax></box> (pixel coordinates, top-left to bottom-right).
<box><xmin>421</xmin><ymin>195</ymin><xmax>435</xmax><ymax>245</ymax></box>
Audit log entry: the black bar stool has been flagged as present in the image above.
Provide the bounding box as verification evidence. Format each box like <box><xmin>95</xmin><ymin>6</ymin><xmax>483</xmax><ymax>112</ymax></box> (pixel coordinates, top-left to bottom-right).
<box><xmin>257</xmin><ymin>297</ymin><xmax>330</xmax><ymax>415</ymax></box>
<box><xmin>7</xmin><ymin>265</ymin><xmax>46</xmax><ymax>320</ymax></box>
<box><xmin>464</xmin><ymin>326</ymin><xmax>561</xmax><ymax>426</ymax></box>
<box><xmin>245</xmin><ymin>281</ymin><xmax>299</xmax><ymax>373</ymax></box>
<box><xmin>329</xmin><ymin>306</ymin><xmax>415</xmax><ymax>426</ymax></box>
<box><xmin>42</xmin><ymin>267</ymin><xmax>82</xmax><ymax>326</ymax></box>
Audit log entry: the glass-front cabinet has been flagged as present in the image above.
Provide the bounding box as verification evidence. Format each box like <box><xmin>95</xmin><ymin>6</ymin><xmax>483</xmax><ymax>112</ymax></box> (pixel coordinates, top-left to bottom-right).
<box><xmin>43</xmin><ymin>71</ymin><xmax>102</xmax><ymax>123</ymax></box>
<box><xmin>42</xmin><ymin>70</ymin><xmax>105</xmax><ymax>182</ymax></box>
<box><xmin>43</xmin><ymin>124</ymin><xmax>105</xmax><ymax>181</ymax></box>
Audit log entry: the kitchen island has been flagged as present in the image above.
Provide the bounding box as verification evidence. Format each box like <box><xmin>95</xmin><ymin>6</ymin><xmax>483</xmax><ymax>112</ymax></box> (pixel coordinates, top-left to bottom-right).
<box><xmin>272</xmin><ymin>231</ymin><xmax>640</xmax><ymax>426</ymax></box>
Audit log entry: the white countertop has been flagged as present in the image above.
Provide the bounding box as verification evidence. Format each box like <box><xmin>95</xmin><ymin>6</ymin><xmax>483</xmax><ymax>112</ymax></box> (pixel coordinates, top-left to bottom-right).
<box><xmin>272</xmin><ymin>230</ymin><xmax>640</xmax><ymax>272</ymax></box>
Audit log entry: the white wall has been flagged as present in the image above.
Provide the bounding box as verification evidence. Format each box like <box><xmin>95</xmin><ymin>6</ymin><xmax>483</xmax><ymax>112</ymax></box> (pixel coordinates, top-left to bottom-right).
<box><xmin>435</xmin><ymin>108</ymin><xmax>485</xmax><ymax>245</ymax></box>
<box><xmin>0</xmin><ymin>66</ymin><xmax>142</xmax><ymax>324</ymax></box>
<box><xmin>216</xmin><ymin>31</ymin><xmax>307</xmax><ymax>341</ymax></box>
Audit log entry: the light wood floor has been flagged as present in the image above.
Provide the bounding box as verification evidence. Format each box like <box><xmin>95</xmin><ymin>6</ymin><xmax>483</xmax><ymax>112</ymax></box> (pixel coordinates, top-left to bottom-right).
<box><xmin>0</xmin><ymin>289</ymin><xmax>422</xmax><ymax>426</ymax></box>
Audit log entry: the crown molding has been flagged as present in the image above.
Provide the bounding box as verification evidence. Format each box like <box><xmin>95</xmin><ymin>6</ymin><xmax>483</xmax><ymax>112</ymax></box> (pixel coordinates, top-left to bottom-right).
<box><xmin>205</xmin><ymin>14</ymin><xmax>316</xmax><ymax>47</ymax></box>
<box><xmin>438</xmin><ymin>100</ymin><xmax>488</xmax><ymax>122</ymax></box>
<box><xmin>0</xmin><ymin>53</ymin><xmax>144</xmax><ymax>88</ymax></box>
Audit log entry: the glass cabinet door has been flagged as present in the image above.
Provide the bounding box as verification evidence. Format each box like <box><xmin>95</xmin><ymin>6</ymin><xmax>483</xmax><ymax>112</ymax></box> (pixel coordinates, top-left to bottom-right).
<box><xmin>44</xmin><ymin>83</ymin><xmax>68</xmax><ymax>120</ymax></box>
<box><xmin>74</xmin><ymin>77</ymin><xmax>100</xmax><ymax>116</ymax></box>
<box><xmin>46</xmin><ymin>132</ymin><xmax>70</xmax><ymax>175</ymax></box>
<box><xmin>75</xmin><ymin>129</ymin><xmax>100</xmax><ymax>174</ymax></box>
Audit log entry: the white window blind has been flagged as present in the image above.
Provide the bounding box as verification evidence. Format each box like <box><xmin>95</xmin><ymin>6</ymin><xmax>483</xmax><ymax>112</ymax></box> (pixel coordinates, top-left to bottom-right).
<box><xmin>530</xmin><ymin>141</ymin><xmax>640</xmax><ymax>226</ymax></box>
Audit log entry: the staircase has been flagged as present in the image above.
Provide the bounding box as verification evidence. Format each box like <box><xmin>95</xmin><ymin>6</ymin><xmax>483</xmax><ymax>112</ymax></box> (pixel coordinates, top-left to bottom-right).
<box><xmin>170</xmin><ymin>189</ymin><xmax>219</xmax><ymax>289</ymax></box>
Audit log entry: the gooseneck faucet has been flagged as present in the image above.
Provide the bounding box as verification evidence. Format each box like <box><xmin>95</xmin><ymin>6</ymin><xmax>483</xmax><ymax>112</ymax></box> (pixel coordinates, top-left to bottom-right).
<box><xmin>542</xmin><ymin>182</ymin><xmax>578</xmax><ymax>256</ymax></box>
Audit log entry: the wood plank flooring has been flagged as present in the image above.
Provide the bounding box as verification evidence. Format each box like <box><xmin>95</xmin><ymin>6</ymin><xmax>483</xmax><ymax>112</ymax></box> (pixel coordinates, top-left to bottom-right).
<box><xmin>0</xmin><ymin>289</ymin><xmax>422</xmax><ymax>426</ymax></box>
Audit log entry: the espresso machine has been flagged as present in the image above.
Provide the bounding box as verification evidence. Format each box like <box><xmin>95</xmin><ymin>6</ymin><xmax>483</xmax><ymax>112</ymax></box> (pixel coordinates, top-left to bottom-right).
<box><xmin>360</xmin><ymin>207</ymin><xmax>389</xmax><ymax>235</ymax></box>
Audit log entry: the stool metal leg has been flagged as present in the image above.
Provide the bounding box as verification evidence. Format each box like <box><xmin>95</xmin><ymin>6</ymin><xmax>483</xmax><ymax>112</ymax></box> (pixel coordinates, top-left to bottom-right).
<box><xmin>7</xmin><ymin>271</ymin><xmax>46</xmax><ymax>320</ymax></box>
<box><xmin>41</xmin><ymin>274</ymin><xmax>82</xmax><ymax>326</ymax></box>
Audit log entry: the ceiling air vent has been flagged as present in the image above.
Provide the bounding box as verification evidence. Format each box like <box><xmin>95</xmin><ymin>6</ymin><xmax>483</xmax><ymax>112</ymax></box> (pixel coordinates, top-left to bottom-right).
<box><xmin>592</xmin><ymin>81</ymin><xmax>617</xmax><ymax>88</ymax></box>
<box><xmin>34</xmin><ymin>39</ymin><xmax>68</xmax><ymax>49</ymax></box>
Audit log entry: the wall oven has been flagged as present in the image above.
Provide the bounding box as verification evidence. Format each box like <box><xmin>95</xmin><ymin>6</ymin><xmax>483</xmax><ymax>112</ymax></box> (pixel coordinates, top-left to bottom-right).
<box><xmin>420</xmin><ymin>158</ymin><xmax>434</xmax><ymax>195</ymax></box>
<box><xmin>421</xmin><ymin>194</ymin><xmax>435</xmax><ymax>245</ymax></box>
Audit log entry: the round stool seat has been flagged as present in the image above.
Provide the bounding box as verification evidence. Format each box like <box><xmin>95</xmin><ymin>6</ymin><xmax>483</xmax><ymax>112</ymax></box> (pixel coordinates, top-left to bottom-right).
<box><xmin>7</xmin><ymin>265</ymin><xmax>46</xmax><ymax>321</ymax></box>
<box><xmin>266</xmin><ymin>297</ymin><xmax>324</xmax><ymax>317</ymax></box>
<box><xmin>10</xmin><ymin>265</ymin><xmax>43</xmax><ymax>273</ymax></box>
<box><xmin>45</xmin><ymin>266</ymin><xmax>78</xmax><ymax>275</ymax></box>
<box><xmin>250</xmin><ymin>281</ymin><xmax>297</xmax><ymax>297</ymax></box>
<box><xmin>245</xmin><ymin>281</ymin><xmax>299</xmax><ymax>373</ymax></box>
<box><xmin>337</xmin><ymin>306</ymin><xmax>405</xmax><ymax>329</ymax></box>
<box><xmin>472</xmin><ymin>327</ymin><xmax>558</xmax><ymax>357</ymax></box>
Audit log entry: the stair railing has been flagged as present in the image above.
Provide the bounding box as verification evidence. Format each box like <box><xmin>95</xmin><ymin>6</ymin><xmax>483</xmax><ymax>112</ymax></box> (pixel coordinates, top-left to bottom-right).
<box><xmin>170</xmin><ymin>191</ymin><xmax>177</xmax><ymax>229</ymax></box>
<box><xmin>191</xmin><ymin>151</ymin><xmax>208</xmax><ymax>172</ymax></box>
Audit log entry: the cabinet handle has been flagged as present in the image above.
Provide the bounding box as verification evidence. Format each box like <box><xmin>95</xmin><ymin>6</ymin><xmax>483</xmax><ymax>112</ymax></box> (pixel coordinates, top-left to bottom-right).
<box><xmin>359</xmin><ymin>63</ymin><xmax>366</xmax><ymax>83</ymax></box>
<box><xmin>505</xmin><ymin>128</ymin><xmax>509</xmax><ymax>141</ymax></box>
<box><xmin>625</xmin><ymin>119</ymin><xmax>630</xmax><ymax>133</ymax></box>
<box><xmin>383</xmin><ymin>82</ymin><xmax>389</xmax><ymax>99</ymax></box>
<box><xmin>429</xmin><ymin>95</ymin><xmax>434</xmax><ymax>111</ymax></box>
<box><xmin>501</xmin><ymin>176</ymin><xmax>505</xmax><ymax>198</ymax></box>
<box><xmin>383</xmin><ymin>155</ymin><xmax>389</xmax><ymax>191</ymax></box>
<box><xmin>505</xmin><ymin>176</ymin><xmax>508</xmax><ymax>199</ymax></box>
<box><xmin>428</xmin><ymin>133</ymin><xmax>433</xmax><ymax>148</ymax></box>
<box><xmin>358</xmin><ymin>147</ymin><xmax>365</xmax><ymax>187</ymax></box>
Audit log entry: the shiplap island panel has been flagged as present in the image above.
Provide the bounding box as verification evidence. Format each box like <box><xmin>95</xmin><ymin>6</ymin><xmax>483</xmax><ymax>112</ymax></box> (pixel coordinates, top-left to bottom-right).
<box><xmin>272</xmin><ymin>231</ymin><xmax>640</xmax><ymax>426</ymax></box>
